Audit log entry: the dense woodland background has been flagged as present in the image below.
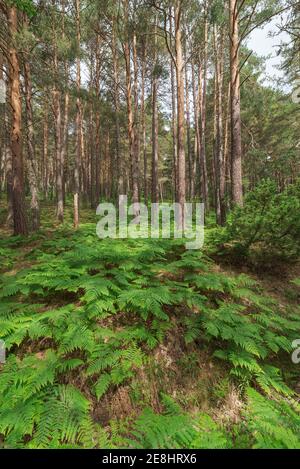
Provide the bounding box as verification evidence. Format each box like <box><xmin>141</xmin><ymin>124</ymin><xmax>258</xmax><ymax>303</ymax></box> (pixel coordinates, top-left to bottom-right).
<box><xmin>0</xmin><ymin>0</ymin><xmax>299</xmax><ymax>233</ymax></box>
<box><xmin>0</xmin><ymin>0</ymin><xmax>300</xmax><ymax>451</ymax></box>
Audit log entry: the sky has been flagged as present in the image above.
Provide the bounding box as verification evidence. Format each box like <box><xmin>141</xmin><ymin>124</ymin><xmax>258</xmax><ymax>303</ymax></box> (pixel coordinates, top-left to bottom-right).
<box><xmin>247</xmin><ymin>15</ymin><xmax>290</xmax><ymax>89</ymax></box>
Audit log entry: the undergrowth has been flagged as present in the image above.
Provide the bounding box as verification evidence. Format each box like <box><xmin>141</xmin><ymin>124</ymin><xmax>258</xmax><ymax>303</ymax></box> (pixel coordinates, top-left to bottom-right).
<box><xmin>0</xmin><ymin>218</ymin><xmax>299</xmax><ymax>448</ymax></box>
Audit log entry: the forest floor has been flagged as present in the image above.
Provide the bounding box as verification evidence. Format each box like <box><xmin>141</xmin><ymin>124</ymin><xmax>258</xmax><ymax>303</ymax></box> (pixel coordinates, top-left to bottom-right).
<box><xmin>0</xmin><ymin>203</ymin><xmax>300</xmax><ymax>448</ymax></box>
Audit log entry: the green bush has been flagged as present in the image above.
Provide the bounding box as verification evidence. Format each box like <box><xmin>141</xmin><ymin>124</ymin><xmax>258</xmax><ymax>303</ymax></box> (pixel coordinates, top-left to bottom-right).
<box><xmin>214</xmin><ymin>180</ymin><xmax>300</xmax><ymax>264</ymax></box>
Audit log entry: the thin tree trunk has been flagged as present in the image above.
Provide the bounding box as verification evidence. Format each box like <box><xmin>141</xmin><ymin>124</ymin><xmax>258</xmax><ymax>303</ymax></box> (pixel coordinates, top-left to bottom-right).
<box><xmin>191</xmin><ymin>58</ymin><xmax>201</xmax><ymax>200</ymax></box>
<box><xmin>152</xmin><ymin>17</ymin><xmax>159</xmax><ymax>204</ymax></box>
<box><xmin>224</xmin><ymin>81</ymin><xmax>231</xmax><ymax>209</ymax></box>
<box><xmin>132</xmin><ymin>30</ymin><xmax>140</xmax><ymax>205</ymax></box>
<box><xmin>175</xmin><ymin>1</ymin><xmax>186</xmax><ymax>226</ymax></box>
<box><xmin>141</xmin><ymin>38</ymin><xmax>148</xmax><ymax>204</ymax></box>
<box><xmin>23</xmin><ymin>57</ymin><xmax>40</xmax><ymax>230</ymax></box>
<box><xmin>7</xmin><ymin>6</ymin><xmax>28</xmax><ymax>236</ymax></box>
<box><xmin>94</xmin><ymin>33</ymin><xmax>101</xmax><ymax>206</ymax></box>
<box><xmin>61</xmin><ymin>0</ymin><xmax>69</xmax><ymax>205</ymax></box>
<box><xmin>112</xmin><ymin>18</ymin><xmax>123</xmax><ymax>196</ymax></box>
<box><xmin>61</xmin><ymin>90</ymin><xmax>69</xmax><ymax>203</ymax></box>
<box><xmin>4</xmin><ymin>76</ymin><xmax>13</xmax><ymax>227</ymax></box>
<box><xmin>74</xmin><ymin>0</ymin><xmax>82</xmax><ymax>228</ymax></box>
<box><xmin>170</xmin><ymin>9</ymin><xmax>177</xmax><ymax>202</ymax></box>
<box><xmin>229</xmin><ymin>0</ymin><xmax>243</xmax><ymax>206</ymax></box>
<box><xmin>213</xmin><ymin>25</ymin><xmax>226</xmax><ymax>225</ymax></box>
<box><xmin>200</xmin><ymin>12</ymin><xmax>209</xmax><ymax>210</ymax></box>
<box><xmin>95</xmin><ymin>111</ymin><xmax>101</xmax><ymax>205</ymax></box>
<box><xmin>123</xmin><ymin>0</ymin><xmax>137</xmax><ymax>208</ymax></box>
<box><xmin>184</xmin><ymin>46</ymin><xmax>192</xmax><ymax>201</ymax></box>
<box><xmin>43</xmin><ymin>100</ymin><xmax>49</xmax><ymax>200</ymax></box>
<box><xmin>51</xmin><ymin>1</ymin><xmax>64</xmax><ymax>222</ymax></box>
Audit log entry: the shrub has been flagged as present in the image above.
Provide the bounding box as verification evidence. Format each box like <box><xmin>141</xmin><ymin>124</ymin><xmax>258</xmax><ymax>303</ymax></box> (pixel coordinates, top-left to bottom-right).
<box><xmin>214</xmin><ymin>180</ymin><xmax>300</xmax><ymax>265</ymax></box>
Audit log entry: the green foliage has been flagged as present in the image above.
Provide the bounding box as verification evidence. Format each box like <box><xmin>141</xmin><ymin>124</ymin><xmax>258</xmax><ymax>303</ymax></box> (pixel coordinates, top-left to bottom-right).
<box><xmin>213</xmin><ymin>180</ymin><xmax>300</xmax><ymax>264</ymax></box>
<box><xmin>0</xmin><ymin>224</ymin><xmax>299</xmax><ymax>448</ymax></box>
<box><xmin>244</xmin><ymin>388</ymin><xmax>300</xmax><ymax>449</ymax></box>
<box><xmin>127</xmin><ymin>390</ymin><xmax>300</xmax><ymax>450</ymax></box>
<box><xmin>9</xmin><ymin>0</ymin><xmax>36</xmax><ymax>17</ymax></box>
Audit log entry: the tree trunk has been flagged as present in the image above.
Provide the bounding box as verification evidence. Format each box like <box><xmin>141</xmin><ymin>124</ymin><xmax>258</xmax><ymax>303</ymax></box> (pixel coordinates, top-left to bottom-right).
<box><xmin>213</xmin><ymin>25</ymin><xmax>226</xmax><ymax>225</ymax></box>
<box><xmin>151</xmin><ymin>18</ymin><xmax>159</xmax><ymax>204</ymax></box>
<box><xmin>95</xmin><ymin>111</ymin><xmax>101</xmax><ymax>205</ymax></box>
<box><xmin>224</xmin><ymin>82</ymin><xmax>231</xmax><ymax>209</ymax></box>
<box><xmin>200</xmin><ymin>14</ymin><xmax>209</xmax><ymax>210</ymax></box>
<box><xmin>191</xmin><ymin>58</ymin><xmax>201</xmax><ymax>200</ymax></box>
<box><xmin>43</xmin><ymin>100</ymin><xmax>49</xmax><ymax>200</ymax></box>
<box><xmin>184</xmin><ymin>47</ymin><xmax>192</xmax><ymax>201</ymax></box>
<box><xmin>61</xmin><ymin>0</ymin><xmax>69</xmax><ymax>205</ymax></box>
<box><xmin>4</xmin><ymin>77</ymin><xmax>14</xmax><ymax>227</ymax></box>
<box><xmin>51</xmin><ymin>1</ymin><xmax>64</xmax><ymax>222</ymax></box>
<box><xmin>23</xmin><ymin>57</ymin><xmax>40</xmax><ymax>231</ymax></box>
<box><xmin>74</xmin><ymin>0</ymin><xmax>83</xmax><ymax>228</ymax></box>
<box><xmin>112</xmin><ymin>18</ymin><xmax>123</xmax><ymax>196</ymax></box>
<box><xmin>132</xmin><ymin>30</ymin><xmax>140</xmax><ymax>206</ymax></box>
<box><xmin>7</xmin><ymin>6</ymin><xmax>28</xmax><ymax>236</ymax></box>
<box><xmin>229</xmin><ymin>0</ymin><xmax>243</xmax><ymax>206</ymax></box>
<box><xmin>123</xmin><ymin>0</ymin><xmax>137</xmax><ymax>208</ymax></box>
<box><xmin>169</xmin><ymin>9</ymin><xmax>178</xmax><ymax>202</ymax></box>
<box><xmin>141</xmin><ymin>38</ymin><xmax>148</xmax><ymax>204</ymax></box>
<box><xmin>175</xmin><ymin>1</ymin><xmax>186</xmax><ymax>226</ymax></box>
<box><xmin>61</xmin><ymin>90</ymin><xmax>69</xmax><ymax>204</ymax></box>
<box><xmin>94</xmin><ymin>33</ymin><xmax>101</xmax><ymax>206</ymax></box>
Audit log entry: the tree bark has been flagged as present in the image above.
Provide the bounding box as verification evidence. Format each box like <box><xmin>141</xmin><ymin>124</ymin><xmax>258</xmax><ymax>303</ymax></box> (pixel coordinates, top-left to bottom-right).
<box><xmin>213</xmin><ymin>25</ymin><xmax>226</xmax><ymax>225</ymax></box>
<box><xmin>7</xmin><ymin>6</ymin><xmax>28</xmax><ymax>236</ymax></box>
<box><xmin>200</xmin><ymin>13</ymin><xmax>209</xmax><ymax>210</ymax></box>
<box><xmin>132</xmin><ymin>30</ymin><xmax>140</xmax><ymax>206</ymax></box>
<box><xmin>184</xmin><ymin>46</ymin><xmax>192</xmax><ymax>200</ymax></box>
<box><xmin>112</xmin><ymin>18</ymin><xmax>123</xmax><ymax>196</ymax></box>
<box><xmin>51</xmin><ymin>0</ymin><xmax>64</xmax><ymax>222</ymax></box>
<box><xmin>151</xmin><ymin>17</ymin><xmax>159</xmax><ymax>204</ymax></box>
<box><xmin>141</xmin><ymin>37</ymin><xmax>148</xmax><ymax>204</ymax></box>
<box><xmin>191</xmin><ymin>57</ymin><xmax>201</xmax><ymax>200</ymax></box>
<box><xmin>170</xmin><ymin>56</ymin><xmax>178</xmax><ymax>202</ymax></box>
<box><xmin>23</xmin><ymin>56</ymin><xmax>40</xmax><ymax>231</ymax></box>
<box><xmin>175</xmin><ymin>1</ymin><xmax>186</xmax><ymax>226</ymax></box>
<box><xmin>43</xmin><ymin>100</ymin><xmax>49</xmax><ymax>200</ymax></box>
<box><xmin>229</xmin><ymin>0</ymin><xmax>243</xmax><ymax>206</ymax></box>
<box><xmin>123</xmin><ymin>0</ymin><xmax>138</xmax><ymax>209</ymax></box>
<box><xmin>74</xmin><ymin>0</ymin><xmax>82</xmax><ymax>228</ymax></box>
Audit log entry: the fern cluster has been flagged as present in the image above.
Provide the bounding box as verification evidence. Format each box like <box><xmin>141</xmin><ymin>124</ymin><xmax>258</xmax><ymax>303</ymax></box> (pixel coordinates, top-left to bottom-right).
<box><xmin>126</xmin><ymin>390</ymin><xmax>300</xmax><ymax>449</ymax></box>
<box><xmin>0</xmin><ymin>224</ymin><xmax>299</xmax><ymax>448</ymax></box>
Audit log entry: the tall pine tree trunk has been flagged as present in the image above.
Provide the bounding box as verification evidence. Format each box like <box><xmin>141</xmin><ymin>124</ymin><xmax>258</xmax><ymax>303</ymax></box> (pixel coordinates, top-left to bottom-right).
<box><xmin>7</xmin><ymin>6</ymin><xmax>28</xmax><ymax>236</ymax></box>
<box><xmin>191</xmin><ymin>58</ymin><xmax>201</xmax><ymax>200</ymax></box>
<box><xmin>112</xmin><ymin>19</ymin><xmax>123</xmax><ymax>196</ymax></box>
<box><xmin>213</xmin><ymin>26</ymin><xmax>226</xmax><ymax>225</ymax></box>
<box><xmin>23</xmin><ymin>57</ymin><xmax>40</xmax><ymax>230</ymax></box>
<box><xmin>123</xmin><ymin>0</ymin><xmax>137</xmax><ymax>208</ymax></box>
<box><xmin>184</xmin><ymin>46</ymin><xmax>192</xmax><ymax>201</ymax></box>
<box><xmin>175</xmin><ymin>1</ymin><xmax>186</xmax><ymax>227</ymax></box>
<box><xmin>200</xmin><ymin>13</ymin><xmax>209</xmax><ymax>210</ymax></box>
<box><xmin>229</xmin><ymin>0</ymin><xmax>243</xmax><ymax>206</ymax></box>
<box><xmin>43</xmin><ymin>100</ymin><xmax>49</xmax><ymax>200</ymax></box>
<box><xmin>141</xmin><ymin>39</ymin><xmax>148</xmax><ymax>204</ymax></box>
<box><xmin>51</xmin><ymin>1</ymin><xmax>64</xmax><ymax>222</ymax></box>
<box><xmin>151</xmin><ymin>18</ymin><xmax>159</xmax><ymax>204</ymax></box>
<box><xmin>132</xmin><ymin>30</ymin><xmax>140</xmax><ymax>206</ymax></box>
<box><xmin>74</xmin><ymin>0</ymin><xmax>82</xmax><ymax>228</ymax></box>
